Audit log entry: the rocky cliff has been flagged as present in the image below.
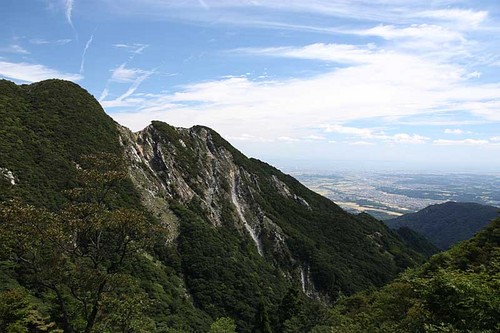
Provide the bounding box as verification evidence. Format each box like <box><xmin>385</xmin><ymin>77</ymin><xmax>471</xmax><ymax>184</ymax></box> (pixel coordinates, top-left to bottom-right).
<box><xmin>0</xmin><ymin>79</ymin><xmax>427</xmax><ymax>331</ymax></box>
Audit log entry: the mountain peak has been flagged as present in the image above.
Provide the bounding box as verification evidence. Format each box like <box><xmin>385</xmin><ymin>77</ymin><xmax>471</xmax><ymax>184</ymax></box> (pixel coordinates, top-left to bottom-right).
<box><xmin>1</xmin><ymin>79</ymin><xmax>428</xmax><ymax>331</ymax></box>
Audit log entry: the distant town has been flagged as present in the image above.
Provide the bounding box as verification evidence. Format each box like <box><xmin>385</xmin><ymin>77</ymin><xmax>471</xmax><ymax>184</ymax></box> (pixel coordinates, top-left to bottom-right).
<box><xmin>295</xmin><ymin>172</ymin><xmax>500</xmax><ymax>220</ymax></box>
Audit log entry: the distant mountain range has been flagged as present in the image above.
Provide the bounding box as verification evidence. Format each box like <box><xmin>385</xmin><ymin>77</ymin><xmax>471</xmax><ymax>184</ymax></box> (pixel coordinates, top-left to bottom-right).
<box><xmin>385</xmin><ymin>201</ymin><xmax>499</xmax><ymax>249</ymax></box>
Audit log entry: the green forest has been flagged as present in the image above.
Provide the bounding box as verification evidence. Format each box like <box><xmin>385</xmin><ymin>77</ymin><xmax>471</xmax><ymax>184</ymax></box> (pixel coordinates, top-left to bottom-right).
<box><xmin>0</xmin><ymin>79</ymin><xmax>499</xmax><ymax>332</ymax></box>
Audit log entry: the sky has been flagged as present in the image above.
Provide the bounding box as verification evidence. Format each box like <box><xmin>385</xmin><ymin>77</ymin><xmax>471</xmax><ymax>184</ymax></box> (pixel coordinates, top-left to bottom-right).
<box><xmin>1</xmin><ymin>0</ymin><xmax>500</xmax><ymax>172</ymax></box>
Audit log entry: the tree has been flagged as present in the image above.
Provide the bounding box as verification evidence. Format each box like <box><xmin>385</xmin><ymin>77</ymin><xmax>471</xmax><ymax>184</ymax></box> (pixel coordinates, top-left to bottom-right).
<box><xmin>210</xmin><ymin>317</ymin><xmax>237</xmax><ymax>333</ymax></box>
<box><xmin>0</xmin><ymin>288</ymin><xmax>59</xmax><ymax>333</ymax></box>
<box><xmin>252</xmin><ymin>300</ymin><xmax>272</xmax><ymax>333</ymax></box>
<box><xmin>0</xmin><ymin>153</ymin><xmax>165</xmax><ymax>332</ymax></box>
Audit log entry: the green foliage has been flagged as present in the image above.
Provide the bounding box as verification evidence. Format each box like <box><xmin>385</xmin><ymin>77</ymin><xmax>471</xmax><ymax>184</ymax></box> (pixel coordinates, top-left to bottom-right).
<box><xmin>386</xmin><ymin>201</ymin><xmax>499</xmax><ymax>249</ymax></box>
<box><xmin>323</xmin><ymin>218</ymin><xmax>500</xmax><ymax>333</ymax></box>
<box><xmin>172</xmin><ymin>203</ymin><xmax>287</xmax><ymax>332</ymax></box>
<box><xmin>184</xmin><ymin>126</ymin><xmax>426</xmax><ymax>300</ymax></box>
<box><xmin>0</xmin><ymin>153</ymin><xmax>169</xmax><ymax>332</ymax></box>
<box><xmin>0</xmin><ymin>79</ymin><xmax>436</xmax><ymax>332</ymax></box>
<box><xmin>0</xmin><ymin>288</ymin><xmax>59</xmax><ymax>333</ymax></box>
<box><xmin>395</xmin><ymin>227</ymin><xmax>440</xmax><ymax>258</ymax></box>
<box><xmin>151</xmin><ymin>121</ymin><xmax>206</xmax><ymax>193</ymax></box>
<box><xmin>252</xmin><ymin>301</ymin><xmax>272</xmax><ymax>333</ymax></box>
<box><xmin>210</xmin><ymin>317</ymin><xmax>237</xmax><ymax>333</ymax></box>
<box><xmin>0</xmin><ymin>79</ymin><xmax>122</xmax><ymax>208</ymax></box>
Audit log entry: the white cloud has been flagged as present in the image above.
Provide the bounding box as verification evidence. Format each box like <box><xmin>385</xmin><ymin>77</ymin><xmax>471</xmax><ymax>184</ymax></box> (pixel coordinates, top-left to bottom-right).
<box><xmin>414</xmin><ymin>9</ymin><xmax>488</xmax><ymax>28</ymax></box>
<box><xmin>444</xmin><ymin>128</ymin><xmax>465</xmax><ymax>135</ymax></box>
<box><xmin>358</xmin><ymin>24</ymin><xmax>464</xmax><ymax>43</ymax></box>
<box><xmin>80</xmin><ymin>34</ymin><xmax>93</xmax><ymax>74</ymax></box>
<box><xmin>303</xmin><ymin>134</ymin><xmax>326</xmax><ymax>141</ymax></box>
<box><xmin>390</xmin><ymin>133</ymin><xmax>429</xmax><ymax>144</ymax></box>
<box><xmin>113</xmin><ymin>43</ymin><xmax>149</xmax><ymax>56</ymax></box>
<box><xmin>349</xmin><ymin>141</ymin><xmax>375</xmax><ymax>146</ymax></box>
<box><xmin>490</xmin><ymin>136</ymin><xmax>500</xmax><ymax>142</ymax></box>
<box><xmin>98</xmin><ymin>88</ymin><xmax>109</xmax><ymax>101</ymax></box>
<box><xmin>65</xmin><ymin>0</ymin><xmax>74</xmax><ymax>28</ymax></box>
<box><xmin>235</xmin><ymin>43</ymin><xmax>377</xmax><ymax>64</ymax></box>
<box><xmin>110</xmin><ymin>64</ymin><xmax>150</xmax><ymax>83</ymax></box>
<box><xmin>101</xmin><ymin>68</ymin><xmax>154</xmax><ymax>108</ymax></box>
<box><xmin>433</xmin><ymin>139</ymin><xmax>489</xmax><ymax>146</ymax></box>
<box><xmin>227</xmin><ymin>134</ymin><xmax>273</xmax><ymax>142</ymax></box>
<box><xmin>277</xmin><ymin>136</ymin><xmax>300</xmax><ymax>142</ymax></box>
<box><xmin>100</xmin><ymin>2</ymin><xmax>499</xmax><ymax>148</ymax></box>
<box><xmin>107</xmin><ymin>48</ymin><xmax>500</xmax><ymax>138</ymax></box>
<box><xmin>0</xmin><ymin>44</ymin><xmax>30</xmax><ymax>54</ymax></box>
<box><xmin>100</xmin><ymin>0</ymin><xmax>440</xmax><ymax>24</ymax></box>
<box><xmin>0</xmin><ymin>61</ymin><xmax>82</xmax><ymax>82</ymax></box>
<box><xmin>30</xmin><ymin>38</ymin><xmax>72</xmax><ymax>45</ymax></box>
<box><xmin>197</xmin><ymin>0</ymin><xmax>209</xmax><ymax>10</ymax></box>
<box><xmin>322</xmin><ymin>124</ymin><xmax>428</xmax><ymax>144</ymax></box>
<box><xmin>323</xmin><ymin>124</ymin><xmax>374</xmax><ymax>137</ymax></box>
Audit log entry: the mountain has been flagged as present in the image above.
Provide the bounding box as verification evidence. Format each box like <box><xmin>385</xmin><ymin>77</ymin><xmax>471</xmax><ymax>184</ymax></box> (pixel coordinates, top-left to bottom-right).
<box><xmin>393</xmin><ymin>227</ymin><xmax>440</xmax><ymax>257</ymax></box>
<box><xmin>0</xmin><ymin>79</ymin><xmax>426</xmax><ymax>332</ymax></box>
<box><xmin>385</xmin><ymin>201</ymin><xmax>499</xmax><ymax>249</ymax></box>
<box><xmin>324</xmin><ymin>217</ymin><xmax>500</xmax><ymax>333</ymax></box>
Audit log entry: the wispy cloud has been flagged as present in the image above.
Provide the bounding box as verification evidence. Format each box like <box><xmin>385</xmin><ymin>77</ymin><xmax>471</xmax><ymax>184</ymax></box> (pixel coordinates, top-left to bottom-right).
<box><xmin>433</xmin><ymin>138</ymin><xmax>490</xmax><ymax>146</ymax></box>
<box><xmin>323</xmin><ymin>124</ymin><xmax>374</xmax><ymax>137</ymax></box>
<box><xmin>357</xmin><ymin>24</ymin><xmax>464</xmax><ymax>43</ymax></box>
<box><xmin>234</xmin><ymin>43</ymin><xmax>377</xmax><ymax>64</ymax></box>
<box><xmin>29</xmin><ymin>38</ymin><xmax>72</xmax><ymax>45</ymax></box>
<box><xmin>278</xmin><ymin>136</ymin><xmax>300</xmax><ymax>143</ymax></box>
<box><xmin>444</xmin><ymin>128</ymin><xmax>469</xmax><ymax>135</ymax></box>
<box><xmin>303</xmin><ymin>134</ymin><xmax>326</xmax><ymax>141</ymax></box>
<box><xmin>98</xmin><ymin>43</ymin><xmax>153</xmax><ymax>105</ymax></box>
<box><xmin>101</xmin><ymin>64</ymin><xmax>155</xmax><ymax>107</ymax></box>
<box><xmin>323</xmin><ymin>124</ymin><xmax>429</xmax><ymax>144</ymax></box>
<box><xmin>0</xmin><ymin>44</ymin><xmax>30</xmax><ymax>54</ymax></box>
<box><xmin>113</xmin><ymin>43</ymin><xmax>149</xmax><ymax>60</ymax></box>
<box><xmin>80</xmin><ymin>34</ymin><xmax>93</xmax><ymax>74</ymax></box>
<box><xmin>98</xmin><ymin>88</ymin><xmax>109</xmax><ymax>101</ymax></box>
<box><xmin>110</xmin><ymin>63</ymin><xmax>150</xmax><ymax>83</ymax></box>
<box><xmin>413</xmin><ymin>9</ymin><xmax>488</xmax><ymax>28</ymax></box>
<box><xmin>349</xmin><ymin>141</ymin><xmax>375</xmax><ymax>146</ymax></box>
<box><xmin>0</xmin><ymin>61</ymin><xmax>82</xmax><ymax>82</ymax></box>
<box><xmin>227</xmin><ymin>133</ymin><xmax>273</xmax><ymax>142</ymax></box>
<box><xmin>197</xmin><ymin>0</ymin><xmax>209</xmax><ymax>10</ymax></box>
<box><xmin>109</xmin><ymin>40</ymin><xmax>500</xmax><ymax>138</ymax></box>
<box><xmin>89</xmin><ymin>0</ymin><xmax>499</xmax><ymax>158</ymax></box>
<box><xmin>65</xmin><ymin>0</ymin><xmax>75</xmax><ymax>28</ymax></box>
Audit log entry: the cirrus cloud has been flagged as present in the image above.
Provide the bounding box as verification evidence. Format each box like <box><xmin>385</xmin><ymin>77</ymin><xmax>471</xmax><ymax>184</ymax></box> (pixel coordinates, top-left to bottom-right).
<box><xmin>0</xmin><ymin>61</ymin><xmax>82</xmax><ymax>82</ymax></box>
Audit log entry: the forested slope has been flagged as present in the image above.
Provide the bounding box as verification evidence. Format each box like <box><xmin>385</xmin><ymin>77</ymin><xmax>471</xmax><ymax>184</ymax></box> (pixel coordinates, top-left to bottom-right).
<box><xmin>1</xmin><ymin>79</ymin><xmax>429</xmax><ymax>332</ymax></box>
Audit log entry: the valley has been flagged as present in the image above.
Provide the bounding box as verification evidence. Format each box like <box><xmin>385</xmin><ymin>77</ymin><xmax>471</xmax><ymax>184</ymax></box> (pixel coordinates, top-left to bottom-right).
<box><xmin>295</xmin><ymin>171</ymin><xmax>500</xmax><ymax>220</ymax></box>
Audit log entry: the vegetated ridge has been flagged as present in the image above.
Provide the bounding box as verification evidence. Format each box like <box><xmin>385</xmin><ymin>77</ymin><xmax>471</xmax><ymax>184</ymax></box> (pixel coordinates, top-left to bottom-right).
<box><xmin>385</xmin><ymin>201</ymin><xmax>499</xmax><ymax>249</ymax></box>
<box><xmin>0</xmin><ymin>79</ymin><xmax>427</xmax><ymax>332</ymax></box>
<box><xmin>323</xmin><ymin>217</ymin><xmax>500</xmax><ymax>333</ymax></box>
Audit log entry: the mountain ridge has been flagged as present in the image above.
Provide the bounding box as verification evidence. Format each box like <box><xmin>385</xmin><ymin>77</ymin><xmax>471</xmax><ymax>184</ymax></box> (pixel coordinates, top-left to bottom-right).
<box><xmin>0</xmin><ymin>79</ymin><xmax>428</xmax><ymax>332</ymax></box>
<box><xmin>385</xmin><ymin>201</ymin><xmax>499</xmax><ymax>249</ymax></box>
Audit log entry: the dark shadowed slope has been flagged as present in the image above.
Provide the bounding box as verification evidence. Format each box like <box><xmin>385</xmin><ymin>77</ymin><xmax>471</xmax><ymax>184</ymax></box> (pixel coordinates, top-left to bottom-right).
<box><xmin>325</xmin><ymin>217</ymin><xmax>500</xmax><ymax>333</ymax></box>
<box><xmin>385</xmin><ymin>201</ymin><xmax>499</xmax><ymax>249</ymax></box>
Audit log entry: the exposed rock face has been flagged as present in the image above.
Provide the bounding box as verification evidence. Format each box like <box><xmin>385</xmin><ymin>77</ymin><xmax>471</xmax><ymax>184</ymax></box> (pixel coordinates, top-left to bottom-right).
<box><xmin>0</xmin><ymin>168</ymin><xmax>16</xmax><ymax>185</ymax></box>
<box><xmin>116</xmin><ymin>122</ymin><xmax>424</xmax><ymax>302</ymax></box>
<box><xmin>0</xmin><ymin>79</ymin><xmax>429</xmax><ymax>330</ymax></box>
<box><xmin>119</xmin><ymin>123</ymin><xmax>299</xmax><ymax>279</ymax></box>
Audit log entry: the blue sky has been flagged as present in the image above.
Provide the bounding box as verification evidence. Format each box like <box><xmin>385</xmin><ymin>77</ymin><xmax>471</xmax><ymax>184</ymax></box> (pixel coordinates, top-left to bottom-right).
<box><xmin>1</xmin><ymin>0</ymin><xmax>500</xmax><ymax>172</ymax></box>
